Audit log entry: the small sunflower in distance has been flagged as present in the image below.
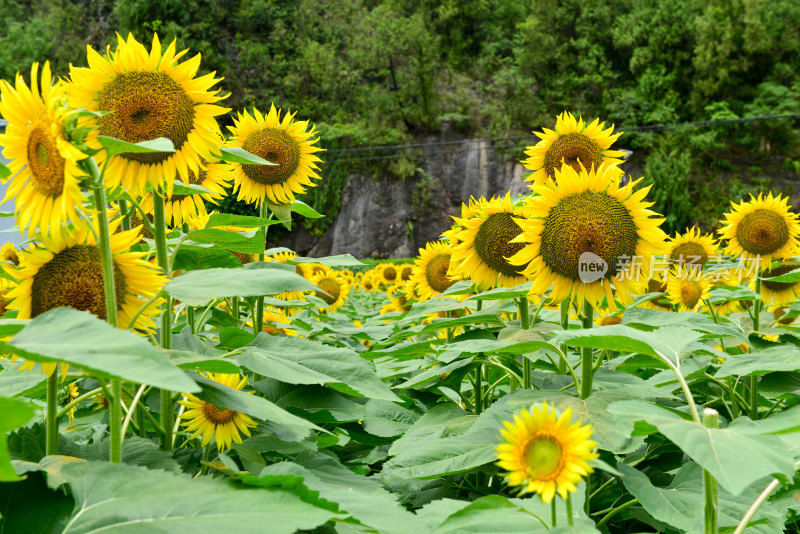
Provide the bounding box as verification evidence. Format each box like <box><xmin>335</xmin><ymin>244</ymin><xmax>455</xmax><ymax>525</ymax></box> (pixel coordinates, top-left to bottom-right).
<box><xmin>522</xmin><ymin>111</ymin><xmax>625</xmax><ymax>186</ymax></box>
<box><xmin>220</xmin><ymin>103</ymin><xmax>323</xmax><ymax>207</ymax></box>
<box><xmin>409</xmin><ymin>241</ymin><xmax>459</xmax><ymax>302</ymax></box>
<box><xmin>179</xmin><ymin>373</ymin><xmax>257</xmax><ymax>451</ymax></box>
<box><xmin>497</xmin><ymin>402</ymin><xmax>598</xmax><ymax>503</ymax></box>
<box><xmin>68</xmin><ymin>33</ymin><xmax>228</xmax><ymax>196</ymax></box>
<box><xmin>719</xmin><ymin>193</ymin><xmax>800</xmax><ymax>269</ymax></box>
<box><xmin>756</xmin><ymin>263</ymin><xmax>800</xmax><ymax>306</ymax></box>
<box><xmin>666</xmin><ymin>265</ymin><xmax>711</xmax><ymax>312</ymax></box>
<box><xmin>311</xmin><ymin>269</ymin><xmax>350</xmax><ymax>312</ymax></box>
<box><xmin>0</xmin><ymin>62</ymin><xmax>88</xmax><ymax>235</ymax></box>
<box><xmin>447</xmin><ymin>192</ymin><xmax>529</xmax><ymax>291</ymax></box>
<box><xmin>667</xmin><ymin>226</ymin><xmax>717</xmax><ymax>267</ymax></box>
<box><xmin>509</xmin><ymin>164</ymin><xmax>667</xmax><ymax>311</ymax></box>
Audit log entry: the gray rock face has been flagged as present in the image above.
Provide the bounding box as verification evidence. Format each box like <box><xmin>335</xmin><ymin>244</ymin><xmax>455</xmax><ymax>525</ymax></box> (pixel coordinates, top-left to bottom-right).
<box><xmin>273</xmin><ymin>138</ymin><xmax>531</xmax><ymax>258</ymax></box>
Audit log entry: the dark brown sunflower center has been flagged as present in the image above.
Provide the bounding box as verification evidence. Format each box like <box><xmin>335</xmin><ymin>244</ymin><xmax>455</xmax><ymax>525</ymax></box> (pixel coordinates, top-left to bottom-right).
<box><xmin>98</xmin><ymin>71</ymin><xmax>195</xmax><ymax>164</ymax></box>
<box><xmin>474</xmin><ymin>212</ymin><xmax>527</xmax><ymax>277</ymax></box>
<box><xmin>316</xmin><ymin>277</ymin><xmax>341</xmax><ymax>305</ymax></box>
<box><xmin>735</xmin><ymin>209</ymin><xmax>790</xmax><ymax>255</ymax></box>
<box><xmin>0</xmin><ymin>289</ymin><xmax>8</xmax><ymax>317</ymax></box>
<box><xmin>232</xmin><ymin>251</ymin><xmax>252</xmax><ymax>265</ymax></box>
<box><xmin>540</xmin><ymin>191</ymin><xmax>638</xmax><ymax>281</ymax></box>
<box><xmin>543</xmin><ymin>132</ymin><xmax>604</xmax><ymax>179</ymax></box>
<box><xmin>240</xmin><ymin>128</ymin><xmax>301</xmax><ymax>186</ymax></box>
<box><xmin>30</xmin><ymin>244</ymin><xmax>126</xmax><ymax>320</ymax></box>
<box><xmin>401</xmin><ymin>266</ymin><xmax>413</xmax><ymax>281</ymax></box>
<box><xmin>600</xmin><ymin>315</ymin><xmax>622</xmax><ymax>325</ymax></box>
<box><xmin>524</xmin><ymin>435</ymin><xmax>564</xmax><ymax>480</ymax></box>
<box><xmin>202</xmin><ymin>402</ymin><xmax>236</xmax><ymax>424</ymax></box>
<box><xmin>383</xmin><ymin>266</ymin><xmax>397</xmax><ymax>281</ymax></box>
<box><xmin>680</xmin><ymin>280</ymin><xmax>702</xmax><ymax>309</ymax></box>
<box><xmin>425</xmin><ymin>253</ymin><xmax>455</xmax><ymax>293</ymax></box>
<box><xmin>670</xmin><ymin>242</ymin><xmax>709</xmax><ymax>265</ymax></box>
<box><xmin>26</xmin><ymin>125</ymin><xmax>65</xmax><ymax>197</ymax></box>
<box><xmin>762</xmin><ymin>264</ymin><xmax>799</xmax><ymax>292</ymax></box>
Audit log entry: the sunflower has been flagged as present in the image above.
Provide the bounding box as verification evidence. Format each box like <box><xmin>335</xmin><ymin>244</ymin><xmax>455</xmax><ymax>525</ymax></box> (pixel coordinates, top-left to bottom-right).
<box><xmin>509</xmin><ymin>164</ymin><xmax>667</xmax><ymax>311</ymax></box>
<box><xmin>522</xmin><ymin>111</ymin><xmax>625</xmax><ymax>187</ymax></box>
<box><xmin>756</xmin><ymin>263</ymin><xmax>800</xmax><ymax>306</ymax></box>
<box><xmin>260</xmin><ymin>309</ymin><xmax>298</xmax><ymax>336</ymax></box>
<box><xmin>139</xmin><ymin>158</ymin><xmax>231</xmax><ymax>227</ymax></box>
<box><xmin>217</xmin><ymin>103</ymin><xmax>323</xmax><ymax>207</ymax></box>
<box><xmin>448</xmin><ymin>192</ymin><xmax>530</xmax><ymax>291</ymax></box>
<box><xmin>718</xmin><ymin>193</ymin><xmax>800</xmax><ymax>269</ymax></box>
<box><xmin>667</xmin><ymin>227</ymin><xmax>717</xmax><ymax>267</ymax></box>
<box><xmin>0</xmin><ymin>62</ymin><xmax>88</xmax><ymax>234</ymax></box>
<box><xmin>4</xmin><ymin>221</ymin><xmax>166</xmax><ymax>332</ymax></box>
<box><xmin>666</xmin><ymin>265</ymin><xmax>711</xmax><ymax>312</ymax></box>
<box><xmin>361</xmin><ymin>272</ymin><xmax>378</xmax><ymax>292</ymax></box>
<box><xmin>65</xmin><ymin>381</ymin><xmax>80</xmax><ymax>422</ymax></box>
<box><xmin>640</xmin><ymin>274</ymin><xmax>672</xmax><ymax>311</ymax></box>
<box><xmin>178</xmin><ymin>373</ymin><xmax>258</xmax><ymax>451</ymax></box>
<box><xmin>496</xmin><ymin>402</ymin><xmax>598</xmax><ymax>503</ymax></box>
<box><xmin>68</xmin><ymin>33</ymin><xmax>228</xmax><ymax>197</ymax></box>
<box><xmin>310</xmin><ymin>269</ymin><xmax>350</xmax><ymax>312</ymax></box>
<box><xmin>0</xmin><ymin>243</ymin><xmax>20</xmax><ymax>266</ymax></box>
<box><xmin>376</xmin><ymin>263</ymin><xmax>400</xmax><ymax>286</ymax></box>
<box><xmin>409</xmin><ymin>241</ymin><xmax>460</xmax><ymax>302</ymax></box>
<box><xmin>380</xmin><ymin>283</ymin><xmax>413</xmax><ymax>315</ymax></box>
<box><xmin>399</xmin><ymin>264</ymin><xmax>414</xmax><ymax>282</ymax></box>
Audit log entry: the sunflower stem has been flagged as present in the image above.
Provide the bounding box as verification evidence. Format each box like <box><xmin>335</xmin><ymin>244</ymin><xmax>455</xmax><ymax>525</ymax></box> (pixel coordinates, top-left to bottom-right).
<box><xmin>518</xmin><ymin>297</ymin><xmax>531</xmax><ymax>388</ymax></box>
<box><xmin>565</xmin><ymin>493</ymin><xmax>574</xmax><ymax>527</ymax></box>
<box><xmin>580</xmin><ymin>299</ymin><xmax>594</xmax><ymax>399</ymax></box>
<box><xmin>187</xmin><ymin>306</ymin><xmax>196</xmax><ymax>335</ymax></box>
<box><xmin>474</xmin><ymin>362</ymin><xmax>483</xmax><ymax>415</ymax></box>
<box><xmin>232</xmin><ymin>297</ymin><xmax>240</xmax><ymax>328</ymax></box>
<box><xmin>703</xmin><ymin>408</ymin><xmax>719</xmax><ymax>534</ymax></box>
<box><xmin>152</xmin><ymin>189</ymin><xmax>174</xmax><ymax>451</ymax></box>
<box><xmin>749</xmin><ymin>267</ymin><xmax>762</xmax><ymax>420</ymax></box>
<box><xmin>733</xmin><ymin>460</ymin><xmax>800</xmax><ymax>534</ymax></box>
<box><xmin>119</xmin><ymin>199</ymin><xmax>131</xmax><ymax>232</ymax></box>
<box><xmin>558</xmin><ymin>300</ymin><xmax>569</xmax><ymax>374</ymax></box>
<box><xmin>254</xmin><ymin>202</ymin><xmax>270</xmax><ymax>334</ymax></box>
<box><xmin>46</xmin><ymin>370</ymin><xmax>59</xmax><ymax>456</ymax></box>
<box><xmin>550</xmin><ymin>499</ymin><xmax>557</xmax><ymax>526</ymax></box>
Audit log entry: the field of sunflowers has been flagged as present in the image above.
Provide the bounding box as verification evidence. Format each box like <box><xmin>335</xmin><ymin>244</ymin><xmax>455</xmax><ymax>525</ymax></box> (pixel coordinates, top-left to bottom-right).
<box><xmin>1</xmin><ymin>33</ymin><xmax>800</xmax><ymax>534</ymax></box>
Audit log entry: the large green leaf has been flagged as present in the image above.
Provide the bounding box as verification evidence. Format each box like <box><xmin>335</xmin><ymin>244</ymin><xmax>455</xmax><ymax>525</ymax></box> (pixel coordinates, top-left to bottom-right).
<box><xmin>292</xmin><ymin>254</ymin><xmax>365</xmax><ymax>267</ymax></box>
<box><xmin>609</xmin><ymin>400</ymin><xmax>795</xmax><ymax>494</ymax></box>
<box><xmin>0</xmin><ymin>396</ymin><xmax>36</xmax><ymax>481</ymax></box>
<box><xmin>291</xmin><ymin>200</ymin><xmax>323</xmax><ymax>219</ymax></box>
<box><xmin>206</xmin><ymin>213</ymin><xmax>282</xmax><ymax>228</ymax></box>
<box><xmin>97</xmin><ymin>135</ymin><xmax>175</xmax><ymax>158</ymax></box>
<box><xmin>171</xmin><ymin>244</ymin><xmax>242</xmax><ymax>271</ymax></box>
<box><xmin>0</xmin><ymin>367</ymin><xmax>46</xmax><ymax>398</ymax></box>
<box><xmin>617</xmin><ymin>462</ymin><xmax>782</xmax><ymax>533</ymax></box>
<box><xmin>0</xmin><ymin>470</ymin><xmax>74</xmax><ymax>532</ymax></box>
<box><xmin>0</xmin><ymin>308</ymin><xmax>199</xmax><ymax>392</ymax></box>
<box><xmin>165</xmin><ymin>265</ymin><xmax>318</xmax><ymax>305</ymax></box>
<box><xmin>557</xmin><ymin>324</ymin><xmax>706</xmax><ymax>362</ymax></box>
<box><xmin>216</xmin><ymin>146</ymin><xmax>275</xmax><ymax>165</ymax></box>
<box><xmin>716</xmin><ymin>344</ymin><xmax>800</xmax><ymax>377</ymax></box>
<box><xmin>45</xmin><ymin>459</ymin><xmax>336</xmax><ymax>533</ymax></box>
<box><xmin>184</xmin><ymin>228</ymin><xmax>266</xmax><ymax>253</ymax></box>
<box><xmin>236</xmin><ymin>335</ymin><xmax>400</xmax><ymax>401</ymax></box>
<box><xmin>193</xmin><ymin>375</ymin><xmax>322</xmax><ymax>439</ymax></box>
<box><xmin>362</xmin><ymin>399</ymin><xmax>421</xmax><ymax>437</ymax></box>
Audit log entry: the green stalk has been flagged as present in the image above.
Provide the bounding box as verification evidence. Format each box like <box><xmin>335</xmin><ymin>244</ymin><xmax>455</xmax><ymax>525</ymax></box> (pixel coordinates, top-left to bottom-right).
<box><xmin>474</xmin><ymin>362</ymin><xmax>483</xmax><ymax>414</ymax></box>
<box><xmin>118</xmin><ymin>198</ymin><xmax>131</xmax><ymax>231</ymax></box>
<box><xmin>187</xmin><ymin>306</ymin><xmax>196</xmax><ymax>335</ymax></box>
<box><xmin>254</xmin><ymin>202</ymin><xmax>269</xmax><ymax>334</ymax></box>
<box><xmin>565</xmin><ymin>493</ymin><xmax>574</xmax><ymax>526</ymax></box>
<box><xmin>703</xmin><ymin>408</ymin><xmax>719</xmax><ymax>534</ymax></box>
<box><xmin>152</xmin><ymin>189</ymin><xmax>174</xmax><ymax>451</ymax></box>
<box><xmin>91</xmin><ymin>181</ymin><xmax>122</xmax><ymax>463</ymax></box>
<box><xmin>232</xmin><ymin>297</ymin><xmax>240</xmax><ymax>328</ymax></box>
<box><xmin>558</xmin><ymin>300</ymin><xmax>569</xmax><ymax>374</ymax></box>
<box><xmin>551</xmin><ymin>499</ymin><xmax>557</xmax><ymax>527</ymax></box>
<box><xmin>749</xmin><ymin>267</ymin><xmax>761</xmax><ymax>419</ymax></box>
<box><xmin>46</xmin><ymin>370</ymin><xmax>59</xmax><ymax>456</ymax></box>
<box><xmin>518</xmin><ymin>297</ymin><xmax>531</xmax><ymax>388</ymax></box>
<box><xmin>580</xmin><ymin>299</ymin><xmax>594</xmax><ymax>399</ymax></box>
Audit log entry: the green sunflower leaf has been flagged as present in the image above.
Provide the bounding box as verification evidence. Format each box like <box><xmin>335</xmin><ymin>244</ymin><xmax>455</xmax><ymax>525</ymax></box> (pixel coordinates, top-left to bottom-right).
<box><xmin>0</xmin><ymin>160</ymin><xmax>11</xmax><ymax>181</ymax></box>
<box><xmin>216</xmin><ymin>146</ymin><xmax>275</xmax><ymax>166</ymax></box>
<box><xmin>32</xmin><ymin>459</ymin><xmax>337</xmax><ymax>533</ymax></box>
<box><xmin>290</xmin><ymin>200</ymin><xmax>323</xmax><ymax>219</ymax></box>
<box><xmin>164</xmin><ymin>265</ymin><xmax>318</xmax><ymax>305</ymax></box>
<box><xmin>0</xmin><ymin>308</ymin><xmax>199</xmax><ymax>392</ymax></box>
<box><xmin>184</xmin><ymin>227</ymin><xmax>265</xmax><ymax>254</ymax></box>
<box><xmin>171</xmin><ymin>180</ymin><xmax>214</xmax><ymax>196</ymax></box>
<box><xmin>0</xmin><ymin>396</ymin><xmax>36</xmax><ymax>481</ymax></box>
<box><xmin>205</xmin><ymin>213</ymin><xmax>280</xmax><ymax>228</ymax></box>
<box><xmin>291</xmin><ymin>253</ymin><xmax>365</xmax><ymax>267</ymax></box>
<box><xmin>96</xmin><ymin>135</ymin><xmax>175</xmax><ymax>158</ymax></box>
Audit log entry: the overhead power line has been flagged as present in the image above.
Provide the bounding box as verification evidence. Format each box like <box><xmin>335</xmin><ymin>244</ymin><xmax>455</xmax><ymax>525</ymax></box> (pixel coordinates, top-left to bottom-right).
<box><xmin>324</xmin><ymin>113</ymin><xmax>800</xmax><ymax>163</ymax></box>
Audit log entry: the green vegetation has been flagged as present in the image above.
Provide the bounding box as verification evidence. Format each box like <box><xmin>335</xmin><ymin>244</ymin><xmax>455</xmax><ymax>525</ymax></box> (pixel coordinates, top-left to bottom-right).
<box><xmin>1</xmin><ymin>0</ymin><xmax>799</xmax><ymax>234</ymax></box>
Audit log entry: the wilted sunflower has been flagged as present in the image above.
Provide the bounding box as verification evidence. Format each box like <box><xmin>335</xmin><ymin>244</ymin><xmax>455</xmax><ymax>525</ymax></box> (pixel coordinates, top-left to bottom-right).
<box><xmin>448</xmin><ymin>192</ymin><xmax>529</xmax><ymax>291</ymax></box>
<box><xmin>409</xmin><ymin>241</ymin><xmax>459</xmax><ymax>302</ymax></box>
<box><xmin>719</xmin><ymin>193</ymin><xmax>800</xmax><ymax>269</ymax></box>
<box><xmin>311</xmin><ymin>269</ymin><xmax>350</xmax><ymax>312</ymax></box>
<box><xmin>497</xmin><ymin>402</ymin><xmax>598</xmax><ymax>503</ymax></box>
<box><xmin>667</xmin><ymin>226</ymin><xmax>717</xmax><ymax>267</ymax></box>
<box><xmin>522</xmin><ymin>111</ymin><xmax>625</xmax><ymax>186</ymax></box>
<box><xmin>509</xmin><ymin>164</ymin><xmax>667</xmax><ymax>311</ymax></box>
<box><xmin>179</xmin><ymin>373</ymin><xmax>257</xmax><ymax>451</ymax></box>
<box><xmin>666</xmin><ymin>265</ymin><xmax>711</xmax><ymax>312</ymax></box>
<box><xmin>139</xmin><ymin>158</ymin><xmax>231</xmax><ymax>227</ymax></box>
<box><xmin>4</xmin><ymin>221</ymin><xmax>166</xmax><ymax>332</ymax></box>
<box><xmin>68</xmin><ymin>33</ymin><xmax>228</xmax><ymax>196</ymax></box>
<box><xmin>756</xmin><ymin>263</ymin><xmax>800</xmax><ymax>306</ymax></box>
<box><xmin>0</xmin><ymin>62</ymin><xmax>87</xmax><ymax>234</ymax></box>
<box><xmin>218</xmin><ymin>103</ymin><xmax>323</xmax><ymax>207</ymax></box>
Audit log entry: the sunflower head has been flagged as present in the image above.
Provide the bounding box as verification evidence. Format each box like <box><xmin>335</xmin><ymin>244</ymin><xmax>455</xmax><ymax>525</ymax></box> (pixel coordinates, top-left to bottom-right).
<box><xmin>409</xmin><ymin>241</ymin><xmax>459</xmax><ymax>301</ymax></box>
<box><xmin>509</xmin><ymin>164</ymin><xmax>667</xmax><ymax>311</ymax></box>
<box><xmin>68</xmin><ymin>33</ymin><xmax>228</xmax><ymax>196</ymax></box>
<box><xmin>719</xmin><ymin>193</ymin><xmax>800</xmax><ymax>268</ymax></box>
<box><xmin>757</xmin><ymin>263</ymin><xmax>800</xmax><ymax>306</ymax></box>
<box><xmin>311</xmin><ymin>270</ymin><xmax>350</xmax><ymax>312</ymax></box>
<box><xmin>522</xmin><ymin>112</ymin><xmax>625</xmax><ymax>186</ymax></box>
<box><xmin>497</xmin><ymin>402</ymin><xmax>598</xmax><ymax>503</ymax></box>
<box><xmin>667</xmin><ymin>226</ymin><xmax>717</xmax><ymax>267</ymax></box>
<box><xmin>666</xmin><ymin>265</ymin><xmax>711</xmax><ymax>312</ymax></box>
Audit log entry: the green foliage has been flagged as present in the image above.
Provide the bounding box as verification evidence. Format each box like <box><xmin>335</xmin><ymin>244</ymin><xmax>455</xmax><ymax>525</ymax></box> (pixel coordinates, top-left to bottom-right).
<box><xmin>641</xmin><ymin>141</ymin><xmax>692</xmax><ymax>235</ymax></box>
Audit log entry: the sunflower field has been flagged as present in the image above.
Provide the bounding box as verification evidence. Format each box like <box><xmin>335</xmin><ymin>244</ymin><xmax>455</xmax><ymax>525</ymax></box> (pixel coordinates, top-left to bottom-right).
<box><xmin>1</xmin><ymin>33</ymin><xmax>800</xmax><ymax>534</ymax></box>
